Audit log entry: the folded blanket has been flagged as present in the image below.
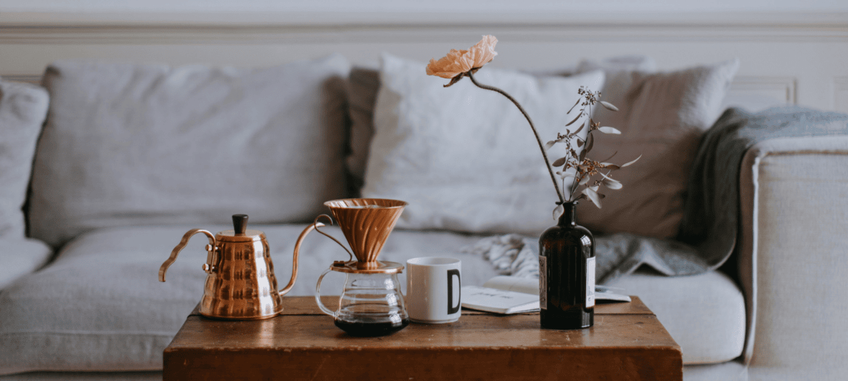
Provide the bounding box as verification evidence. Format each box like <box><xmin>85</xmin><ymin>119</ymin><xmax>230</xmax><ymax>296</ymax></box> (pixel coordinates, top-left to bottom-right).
<box><xmin>467</xmin><ymin>107</ymin><xmax>848</xmax><ymax>283</ymax></box>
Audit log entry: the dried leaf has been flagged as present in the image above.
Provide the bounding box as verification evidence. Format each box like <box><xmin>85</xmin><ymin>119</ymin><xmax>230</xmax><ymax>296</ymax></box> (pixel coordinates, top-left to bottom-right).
<box><xmin>579</xmin><ymin>175</ymin><xmax>590</xmax><ymax>185</ymax></box>
<box><xmin>565</xmin><ymin>113</ymin><xmax>582</xmax><ymax>127</ymax></box>
<box><xmin>567</xmin><ymin>98</ymin><xmax>581</xmax><ymax>114</ymax></box>
<box><xmin>600</xmin><ymin>163</ymin><xmax>621</xmax><ymax>170</ymax></box>
<box><xmin>552</xmin><ymin>203</ymin><xmax>564</xmax><ymax>220</ymax></box>
<box><xmin>621</xmin><ymin>154</ymin><xmax>642</xmax><ymax>167</ymax></box>
<box><xmin>576</xmin><ymin>139</ymin><xmax>584</xmax><ymax>147</ymax></box>
<box><xmin>570</xmin><ymin>122</ymin><xmax>585</xmax><ymax>136</ymax></box>
<box><xmin>602</xmin><ymin>177</ymin><xmax>623</xmax><ymax>190</ymax></box>
<box><xmin>583</xmin><ymin>187</ymin><xmax>602</xmax><ymax>208</ymax></box>
<box><xmin>597</xmin><ymin>126</ymin><xmax>621</xmax><ymax>135</ymax></box>
<box><xmin>578</xmin><ymin>146</ymin><xmax>587</xmax><ymax>162</ymax></box>
<box><xmin>585</xmin><ymin>133</ymin><xmax>594</xmax><ymax>153</ymax></box>
<box><xmin>599</xmin><ymin>101</ymin><xmax>619</xmax><ymax>111</ymax></box>
<box><xmin>552</xmin><ymin>157</ymin><xmax>567</xmax><ymax>167</ymax></box>
<box><xmin>599</xmin><ymin>151</ymin><xmax>618</xmax><ymax>162</ymax></box>
<box><xmin>545</xmin><ymin>140</ymin><xmax>556</xmax><ymax>150</ymax></box>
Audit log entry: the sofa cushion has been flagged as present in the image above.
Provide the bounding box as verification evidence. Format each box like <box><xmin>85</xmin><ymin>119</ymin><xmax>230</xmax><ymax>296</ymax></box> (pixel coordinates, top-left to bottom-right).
<box><xmin>362</xmin><ymin>53</ymin><xmax>605</xmax><ymax>236</ymax></box>
<box><xmin>574</xmin><ymin>59</ymin><xmax>740</xmax><ymax>239</ymax></box>
<box><xmin>606</xmin><ymin>268</ymin><xmax>746</xmax><ymax>365</ymax></box>
<box><xmin>0</xmin><ymin>80</ymin><xmax>49</xmax><ymax>238</ymax></box>
<box><xmin>345</xmin><ymin>67</ymin><xmax>381</xmax><ymax>195</ymax></box>
<box><xmin>345</xmin><ymin>56</ymin><xmax>656</xmax><ymax>199</ymax></box>
<box><xmin>0</xmin><ymin>238</ymin><xmax>53</xmax><ymax>291</ymax></box>
<box><xmin>0</xmin><ymin>224</ymin><xmax>499</xmax><ymax>375</ymax></box>
<box><xmin>28</xmin><ymin>55</ymin><xmax>352</xmax><ymax>248</ymax></box>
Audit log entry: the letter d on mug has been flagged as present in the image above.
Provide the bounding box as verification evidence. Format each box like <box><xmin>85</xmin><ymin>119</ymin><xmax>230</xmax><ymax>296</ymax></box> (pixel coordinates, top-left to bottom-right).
<box><xmin>406</xmin><ymin>257</ymin><xmax>461</xmax><ymax>324</ymax></box>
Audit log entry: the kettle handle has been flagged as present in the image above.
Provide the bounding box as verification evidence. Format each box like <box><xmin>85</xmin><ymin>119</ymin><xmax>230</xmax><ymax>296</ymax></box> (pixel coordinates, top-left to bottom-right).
<box><xmin>159</xmin><ymin>229</ymin><xmax>217</xmax><ymax>282</ymax></box>
<box><xmin>280</xmin><ymin>221</ymin><xmax>325</xmax><ymax>296</ymax></box>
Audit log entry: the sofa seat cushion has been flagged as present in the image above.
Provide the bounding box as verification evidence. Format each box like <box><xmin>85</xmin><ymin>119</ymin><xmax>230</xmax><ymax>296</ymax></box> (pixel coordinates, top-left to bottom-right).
<box><xmin>0</xmin><ymin>238</ymin><xmax>53</xmax><ymax>291</ymax></box>
<box><xmin>606</xmin><ymin>267</ymin><xmax>746</xmax><ymax>365</ymax></box>
<box><xmin>0</xmin><ymin>224</ymin><xmax>499</xmax><ymax>375</ymax></box>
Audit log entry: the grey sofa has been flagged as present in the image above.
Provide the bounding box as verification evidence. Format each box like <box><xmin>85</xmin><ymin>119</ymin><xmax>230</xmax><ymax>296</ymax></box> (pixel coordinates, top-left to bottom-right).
<box><xmin>0</xmin><ymin>54</ymin><xmax>845</xmax><ymax>381</ymax></box>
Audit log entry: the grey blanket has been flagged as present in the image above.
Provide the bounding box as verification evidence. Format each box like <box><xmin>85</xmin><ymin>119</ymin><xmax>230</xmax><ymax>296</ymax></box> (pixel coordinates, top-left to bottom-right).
<box><xmin>469</xmin><ymin>107</ymin><xmax>848</xmax><ymax>283</ymax></box>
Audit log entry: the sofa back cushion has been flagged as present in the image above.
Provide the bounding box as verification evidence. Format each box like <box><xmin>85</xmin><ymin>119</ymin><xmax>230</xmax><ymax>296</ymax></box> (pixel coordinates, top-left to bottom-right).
<box><xmin>28</xmin><ymin>55</ymin><xmax>351</xmax><ymax>248</ymax></box>
<box><xmin>361</xmin><ymin>53</ymin><xmax>604</xmax><ymax>236</ymax></box>
<box><xmin>573</xmin><ymin>59</ymin><xmax>740</xmax><ymax>239</ymax></box>
<box><xmin>0</xmin><ymin>80</ymin><xmax>49</xmax><ymax>238</ymax></box>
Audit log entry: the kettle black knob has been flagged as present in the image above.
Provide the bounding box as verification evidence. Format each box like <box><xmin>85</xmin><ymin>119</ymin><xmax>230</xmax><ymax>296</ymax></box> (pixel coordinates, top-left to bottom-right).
<box><xmin>232</xmin><ymin>214</ymin><xmax>248</xmax><ymax>235</ymax></box>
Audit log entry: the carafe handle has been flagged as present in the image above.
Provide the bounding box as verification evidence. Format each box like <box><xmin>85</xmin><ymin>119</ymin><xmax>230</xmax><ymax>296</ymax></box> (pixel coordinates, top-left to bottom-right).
<box><xmin>159</xmin><ymin>229</ymin><xmax>217</xmax><ymax>282</ymax></box>
<box><xmin>314</xmin><ymin>267</ymin><xmax>337</xmax><ymax>317</ymax></box>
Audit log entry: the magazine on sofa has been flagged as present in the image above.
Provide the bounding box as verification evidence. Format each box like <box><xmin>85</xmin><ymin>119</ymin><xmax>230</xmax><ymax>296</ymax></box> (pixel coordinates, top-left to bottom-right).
<box><xmin>461</xmin><ymin>276</ymin><xmax>631</xmax><ymax>314</ymax></box>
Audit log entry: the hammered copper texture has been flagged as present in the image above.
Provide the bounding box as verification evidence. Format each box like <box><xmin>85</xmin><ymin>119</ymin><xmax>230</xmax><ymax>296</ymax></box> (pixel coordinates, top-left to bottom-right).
<box><xmin>324</xmin><ymin>198</ymin><xmax>407</xmax><ymax>265</ymax></box>
<box><xmin>198</xmin><ymin>237</ymin><xmax>284</xmax><ymax>320</ymax></box>
<box><xmin>160</xmin><ymin>223</ymin><xmax>302</xmax><ymax>320</ymax></box>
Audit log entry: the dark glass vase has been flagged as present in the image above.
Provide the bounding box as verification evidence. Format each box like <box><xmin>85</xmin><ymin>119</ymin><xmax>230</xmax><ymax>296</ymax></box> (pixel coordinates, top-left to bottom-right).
<box><xmin>539</xmin><ymin>201</ymin><xmax>595</xmax><ymax>329</ymax></box>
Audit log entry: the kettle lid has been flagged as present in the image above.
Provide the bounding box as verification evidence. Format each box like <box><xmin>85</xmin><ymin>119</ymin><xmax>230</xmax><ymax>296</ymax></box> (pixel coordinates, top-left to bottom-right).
<box><xmin>216</xmin><ymin>214</ymin><xmax>265</xmax><ymax>242</ymax></box>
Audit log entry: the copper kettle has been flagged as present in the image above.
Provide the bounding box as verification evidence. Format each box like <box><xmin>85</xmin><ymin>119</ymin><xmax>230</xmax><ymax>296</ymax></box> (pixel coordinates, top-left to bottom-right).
<box><xmin>158</xmin><ymin>214</ymin><xmax>314</xmax><ymax>320</ymax></box>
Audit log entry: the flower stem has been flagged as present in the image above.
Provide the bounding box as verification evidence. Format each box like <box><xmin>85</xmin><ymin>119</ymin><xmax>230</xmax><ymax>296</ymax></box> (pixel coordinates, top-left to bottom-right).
<box><xmin>467</xmin><ymin>71</ymin><xmax>565</xmax><ymax>204</ymax></box>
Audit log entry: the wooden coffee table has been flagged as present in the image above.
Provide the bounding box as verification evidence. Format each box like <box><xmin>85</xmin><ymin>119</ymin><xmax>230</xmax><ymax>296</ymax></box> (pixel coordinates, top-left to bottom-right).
<box><xmin>163</xmin><ymin>296</ymin><xmax>682</xmax><ymax>380</ymax></box>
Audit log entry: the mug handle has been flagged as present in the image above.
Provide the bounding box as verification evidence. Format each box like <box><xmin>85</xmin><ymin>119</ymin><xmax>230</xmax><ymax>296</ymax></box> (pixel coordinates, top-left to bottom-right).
<box><xmin>447</xmin><ymin>269</ymin><xmax>461</xmax><ymax>315</ymax></box>
<box><xmin>315</xmin><ymin>267</ymin><xmax>338</xmax><ymax>318</ymax></box>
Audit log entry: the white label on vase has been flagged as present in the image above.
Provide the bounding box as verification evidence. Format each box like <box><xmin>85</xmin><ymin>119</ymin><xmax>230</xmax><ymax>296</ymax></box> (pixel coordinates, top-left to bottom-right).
<box><xmin>586</xmin><ymin>257</ymin><xmax>595</xmax><ymax>308</ymax></box>
<box><xmin>539</xmin><ymin>255</ymin><xmax>547</xmax><ymax>310</ymax></box>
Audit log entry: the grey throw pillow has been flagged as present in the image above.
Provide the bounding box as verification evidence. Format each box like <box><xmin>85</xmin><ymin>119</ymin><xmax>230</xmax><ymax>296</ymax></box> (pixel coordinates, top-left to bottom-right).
<box><xmin>28</xmin><ymin>55</ymin><xmax>352</xmax><ymax>248</ymax></box>
<box><xmin>0</xmin><ymin>79</ymin><xmax>49</xmax><ymax>238</ymax></box>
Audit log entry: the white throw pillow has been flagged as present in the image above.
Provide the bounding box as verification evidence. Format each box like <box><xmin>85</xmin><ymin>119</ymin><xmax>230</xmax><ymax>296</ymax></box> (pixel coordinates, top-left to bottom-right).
<box><xmin>362</xmin><ymin>53</ymin><xmax>605</xmax><ymax>236</ymax></box>
<box><xmin>574</xmin><ymin>59</ymin><xmax>740</xmax><ymax>239</ymax></box>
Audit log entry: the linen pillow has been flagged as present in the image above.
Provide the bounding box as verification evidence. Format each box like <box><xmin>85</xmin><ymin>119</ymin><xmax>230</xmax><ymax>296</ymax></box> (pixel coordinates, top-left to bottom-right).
<box><xmin>573</xmin><ymin>59</ymin><xmax>740</xmax><ymax>239</ymax></box>
<box><xmin>362</xmin><ymin>53</ymin><xmax>605</xmax><ymax>236</ymax></box>
<box><xmin>0</xmin><ymin>80</ymin><xmax>49</xmax><ymax>238</ymax></box>
<box><xmin>346</xmin><ymin>67</ymin><xmax>381</xmax><ymax>195</ymax></box>
<box><xmin>0</xmin><ymin>79</ymin><xmax>54</xmax><ymax>290</ymax></box>
<box><xmin>346</xmin><ymin>55</ymin><xmax>656</xmax><ymax>198</ymax></box>
<box><xmin>28</xmin><ymin>55</ymin><xmax>351</xmax><ymax>248</ymax></box>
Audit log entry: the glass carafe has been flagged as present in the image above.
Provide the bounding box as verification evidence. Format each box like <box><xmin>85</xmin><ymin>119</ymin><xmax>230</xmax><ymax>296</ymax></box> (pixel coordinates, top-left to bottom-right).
<box><xmin>316</xmin><ymin>268</ymin><xmax>409</xmax><ymax>337</ymax></box>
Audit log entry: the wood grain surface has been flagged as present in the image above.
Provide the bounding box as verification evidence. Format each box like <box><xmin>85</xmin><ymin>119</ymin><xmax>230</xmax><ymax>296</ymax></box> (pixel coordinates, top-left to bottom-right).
<box><xmin>165</xmin><ymin>296</ymin><xmax>681</xmax><ymax>380</ymax></box>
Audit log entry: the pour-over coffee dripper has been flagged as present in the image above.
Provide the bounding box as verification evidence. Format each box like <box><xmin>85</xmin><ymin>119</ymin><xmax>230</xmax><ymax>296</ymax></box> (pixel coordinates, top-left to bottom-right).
<box><xmin>292</xmin><ymin>198</ymin><xmax>409</xmax><ymax>337</ymax></box>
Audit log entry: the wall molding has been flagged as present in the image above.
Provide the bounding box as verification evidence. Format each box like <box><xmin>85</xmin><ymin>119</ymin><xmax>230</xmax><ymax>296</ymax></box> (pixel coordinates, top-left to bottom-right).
<box><xmin>731</xmin><ymin>76</ymin><xmax>797</xmax><ymax>104</ymax></box>
<box><xmin>1</xmin><ymin>11</ymin><xmax>847</xmax><ymax>44</ymax></box>
<box><xmin>1</xmin><ymin>75</ymin><xmax>40</xmax><ymax>84</ymax></box>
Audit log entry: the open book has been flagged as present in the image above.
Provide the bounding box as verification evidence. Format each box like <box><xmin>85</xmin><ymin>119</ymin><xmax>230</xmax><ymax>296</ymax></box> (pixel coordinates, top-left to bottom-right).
<box><xmin>461</xmin><ymin>276</ymin><xmax>631</xmax><ymax>314</ymax></box>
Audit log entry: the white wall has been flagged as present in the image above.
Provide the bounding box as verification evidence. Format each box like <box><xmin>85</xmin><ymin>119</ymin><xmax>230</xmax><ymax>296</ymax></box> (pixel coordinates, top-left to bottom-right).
<box><xmin>1</xmin><ymin>0</ymin><xmax>847</xmax><ymax>13</ymax></box>
<box><xmin>1</xmin><ymin>0</ymin><xmax>846</xmax><ymax>112</ymax></box>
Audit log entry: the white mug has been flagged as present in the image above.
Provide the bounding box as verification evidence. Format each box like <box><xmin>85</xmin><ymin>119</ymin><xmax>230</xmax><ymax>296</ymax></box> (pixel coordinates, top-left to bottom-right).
<box><xmin>406</xmin><ymin>257</ymin><xmax>461</xmax><ymax>324</ymax></box>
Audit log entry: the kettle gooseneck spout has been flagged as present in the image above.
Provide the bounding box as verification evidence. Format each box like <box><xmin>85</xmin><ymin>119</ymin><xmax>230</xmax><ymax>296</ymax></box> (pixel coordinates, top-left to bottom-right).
<box><xmin>285</xmin><ymin>221</ymin><xmax>325</xmax><ymax>296</ymax></box>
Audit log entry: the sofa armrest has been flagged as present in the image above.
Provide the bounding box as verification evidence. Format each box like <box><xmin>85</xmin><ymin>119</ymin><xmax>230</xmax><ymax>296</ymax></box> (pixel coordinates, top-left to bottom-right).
<box><xmin>738</xmin><ymin>135</ymin><xmax>848</xmax><ymax>380</ymax></box>
<box><xmin>0</xmin><ymin>238</ymin><xmax>53</xmax><ymax>290</ymax></box>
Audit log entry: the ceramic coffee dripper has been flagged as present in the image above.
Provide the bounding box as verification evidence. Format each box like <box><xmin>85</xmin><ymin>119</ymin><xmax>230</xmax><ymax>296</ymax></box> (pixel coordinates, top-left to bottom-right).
<box><xmin>293</xmin><ymin>198</ymin><xmax>409</xmax><ymax>337</ymax></box>
<box><xmin>159</xmin><ymin>214</ymin><xmax>308</xmax><ymax>320</ymax></box>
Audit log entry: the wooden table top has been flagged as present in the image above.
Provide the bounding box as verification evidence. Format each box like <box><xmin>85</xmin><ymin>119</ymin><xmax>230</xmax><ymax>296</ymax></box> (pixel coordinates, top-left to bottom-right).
<box><xmin>164</xmin><ymin>296</ymin><xmax>682</xmax><ymax>380</ymax></box>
